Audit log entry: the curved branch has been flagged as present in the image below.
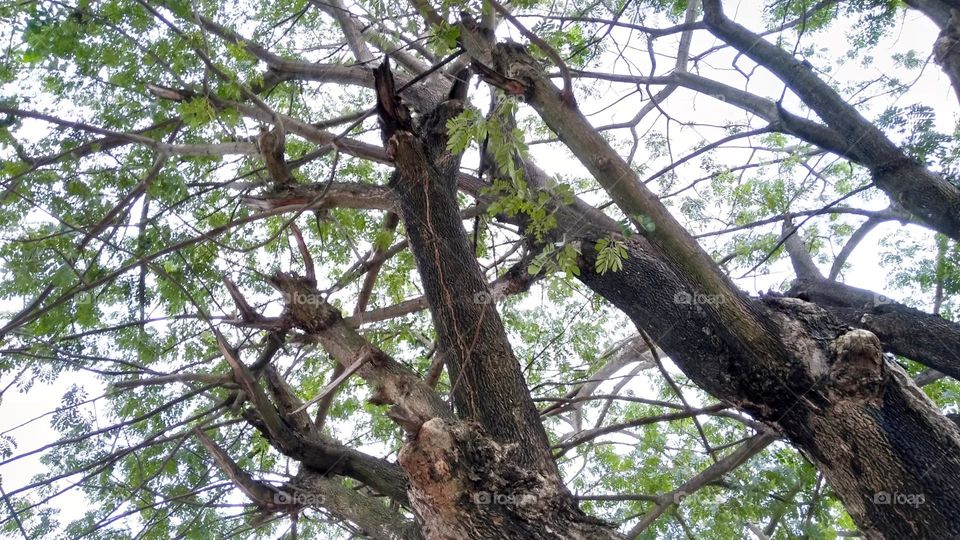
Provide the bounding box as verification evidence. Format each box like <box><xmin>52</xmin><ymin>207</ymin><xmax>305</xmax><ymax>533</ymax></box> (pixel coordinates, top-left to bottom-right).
<box><xmin>701</xmin><ymin>0</ymin><xmax>960</xmax><ymax>240</ymax></box>
<box><xmin>789</xmin><ymin>278</ymin><xmax>960</xmax><ymax>379</ymax></box>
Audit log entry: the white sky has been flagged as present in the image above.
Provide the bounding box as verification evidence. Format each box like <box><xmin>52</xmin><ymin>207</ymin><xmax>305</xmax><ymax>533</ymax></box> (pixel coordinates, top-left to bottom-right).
<box><xmin>1</xmin><ymin>2</ymin><xmax>957</xmax><ymax>537</ymax></box>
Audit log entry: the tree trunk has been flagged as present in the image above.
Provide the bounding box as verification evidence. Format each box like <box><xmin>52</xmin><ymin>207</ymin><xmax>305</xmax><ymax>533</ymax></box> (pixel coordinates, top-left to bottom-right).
<box><xmin>239</xmin><ymin>28</ymin><xmax>960</xmax><ymax>539</ymax></box>
<box><xmin>372</xmin><ymin>60</ymin><xmax>623</xmax><ymax>539</ymax></box>
<box><xmin>905</xmin><ymin>0</ymin><xmax>960</xmax><ymax>105</ymax></box>
<box><xmin>450</xmin><ymin>31</ymin><xmax>960</xmax><ymax>538</ymax></box>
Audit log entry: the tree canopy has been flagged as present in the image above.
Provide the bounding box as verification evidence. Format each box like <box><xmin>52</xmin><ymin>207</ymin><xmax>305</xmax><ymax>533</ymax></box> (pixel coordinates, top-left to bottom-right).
<box><xmin>1</xmin><ymin>0</ymin><xmax>959</xmax><ymax>538</ymax></box>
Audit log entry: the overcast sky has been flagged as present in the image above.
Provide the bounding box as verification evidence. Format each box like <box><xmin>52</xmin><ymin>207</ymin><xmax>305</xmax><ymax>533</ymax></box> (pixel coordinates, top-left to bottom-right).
<box><xmin>1</xmin><ymin>2</ymin><xmax>957</xmax><ymax>536</ymax></box>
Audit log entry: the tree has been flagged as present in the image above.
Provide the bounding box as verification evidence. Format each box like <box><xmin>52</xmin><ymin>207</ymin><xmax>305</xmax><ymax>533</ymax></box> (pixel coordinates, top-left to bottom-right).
<box><xmin>1</xmin><ymin>0</ymin><xmax>959</xmax><ymax>537</ymax></box>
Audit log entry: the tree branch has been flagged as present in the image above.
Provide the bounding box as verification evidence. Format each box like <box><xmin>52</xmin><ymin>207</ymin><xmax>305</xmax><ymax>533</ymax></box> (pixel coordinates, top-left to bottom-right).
<box><xmin>701</xmin><ymin>0</ymin><xmax>960</xmax><ymax>240</ymax></box>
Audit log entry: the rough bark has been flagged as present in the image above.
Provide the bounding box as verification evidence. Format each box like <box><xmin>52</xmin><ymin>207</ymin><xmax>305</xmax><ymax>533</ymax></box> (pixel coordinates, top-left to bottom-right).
<box><xmin>789</xmin><ymin>278</ymin><xmax>960</xmax><ymax>380</ymax></box>
<box><xmin>234</xmin><ymin>78</ymin><xmax>960</xmax><ymax>536</ymax></box>
<box><xmin>372</xmin><ymin>59</ymin><xmax>623</xmax><ymax>539</ymax></box>
<box><xmin>202</xmin><ymin>19</ymin><xmax>960</xmax><ymax>537</ymax></box>
<box><xmin>385</xmin><ymin>105</ymin><xmax>555</xmax><ymax>473</ymax></box>
<box><xmin>293</xmin><ymin>470</ymin><xmax>423</xmax><ymax>540</ymax></box>
<box><xmin>905</xmin><ymin>0</ymin><xmax>960</xmax><ymax>105</ymax></box>
<box><xmin>578</xmin><ymin>236</ymin><xmax>960</xmax><ymax>538</ymax></box>
<box><xmin>701</xmin><ymin>0</ymin><xmax>960</xmax><ymax>242</ymax></box>
<box><xmin>451</xmin><ymin>30</ymin><xmax>960</xmax><ymax>538</ymax></box>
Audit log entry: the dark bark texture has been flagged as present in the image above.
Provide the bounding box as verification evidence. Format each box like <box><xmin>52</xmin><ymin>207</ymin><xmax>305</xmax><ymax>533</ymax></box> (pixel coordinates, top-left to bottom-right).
<box><xmin>372</xmin><ymin>60</ymin><xmax>623</xmax><ymax>539</ymax></box>
<box><xmin>906</xmin><ymin>0</ymin><xmax>960</xmax><ymax>105</ymax></box>
<box><xmin>202</xmin><ymin>13</ymin><xmax>960</xmax><ymax>539</ymax></box>
<box><xmin>701</xmin><ymin>0</ymin><xmax>960</xmax><ymax>242</ymax></box>
<box><xmin>789</xmin><ymin>278</ymin><xmax>960</xmax><ymax>380</ymax></box>
<box><xmin>449</xmin><ymin>29</ymin><xmax>960</xmax><ymax>538</ymax></box>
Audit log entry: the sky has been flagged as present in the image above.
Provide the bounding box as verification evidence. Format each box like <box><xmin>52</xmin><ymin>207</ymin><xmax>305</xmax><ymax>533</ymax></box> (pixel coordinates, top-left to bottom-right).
<box><xmin>0</xmin><ymin>1</ymin><xmax>957</xmax><ymax>537</ymax></box>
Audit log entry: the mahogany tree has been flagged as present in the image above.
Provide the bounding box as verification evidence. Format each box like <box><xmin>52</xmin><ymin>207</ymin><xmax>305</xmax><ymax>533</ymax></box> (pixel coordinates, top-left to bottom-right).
<box><xmin>1</xmin><ymin>0</ymin><xmax>959</xmax><ymax>538</ymax></box>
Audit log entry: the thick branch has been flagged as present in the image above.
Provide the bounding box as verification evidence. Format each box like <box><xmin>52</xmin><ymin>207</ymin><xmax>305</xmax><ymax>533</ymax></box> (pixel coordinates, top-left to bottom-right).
<box><xmin>468</xmin><ymin>40</ymin><xmax>787</xmax><ymax>396</ymax></box>
<box><xmin>292</xmin><ymin>469</ymin><xmax>423</xmax><ymax>539</ymax></box>
<box><xmin>374</xmin><ymin>59</ymin><xmax>559</xmax><ymax>477</ymax></box>
<box><xmin>701</xmin><ymin>0</ymin><xmax>960</xmax><ymax>240</ymax></box>
<box><xmin>270</xmin><ymin>272</ymin><xmax>454</xmax><ymax>431</ymax></box>
<box><xmin>215</xmin><ymin>328</ymin><xmax>409</xmax><ymax>504</ymax></box>
<box><xmin>788</xmin><ymin>278</ymin><xmax>960</xmax><ymax>380</ymax></box>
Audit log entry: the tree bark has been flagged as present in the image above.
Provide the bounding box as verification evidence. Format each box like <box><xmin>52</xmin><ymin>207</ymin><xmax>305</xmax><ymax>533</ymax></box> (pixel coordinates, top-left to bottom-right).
<box><xmin>789</xmin><ymin>278</ymin><xmax>960</xmax><ymax>380</ymax></box>
<box><xmin>369</xmin><ymin>60</ymin><xmax>623</xmax><ymax>539</ymax></box>
<box><xmin>220</xmin><ymin>23</ymin><xmax>960</xmax><ymax>538</ymax></box>
<box><xmin>701</xmin><ymin>0</ymin><xmax>960</xmax><ymax>242</ymax></box>
<box><xmin>451</xmin><ymin>31</ymin><xmax>960</xmax><ymax>538</ymax></box>
<box><xmin>905</xmin><ymin>0</ymin><xmax>960</xmax><ymax>105</ymax></box>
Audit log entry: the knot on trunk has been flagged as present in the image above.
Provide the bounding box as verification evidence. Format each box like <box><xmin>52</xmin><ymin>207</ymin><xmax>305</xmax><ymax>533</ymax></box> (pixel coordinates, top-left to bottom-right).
<box><xmin>271</xmin><ymin>273</ymin><xmax>341</xmax><ymax>333</ymax></box>
<box><xmin>398</xmin><ymin>419</ymin><xmax>476</xmax><ymax>529</ymax></box>
<box><xmin>830</xmin><ymin>329</ymin><xmax>884</xmax><ymax>400</ymax></box>
<box><xmin>934</xmin><ymin>11</ymin><xmax>960</xmax><ymax>66</ymax></box>
<box><xmin>399</xmin><ymin>419</ymin><xmax>526</xmax><ymax>508</ymax></box>
<box><xmin>399</xmin><ymin>419</ymin><xmax>607</xmax><ymax>538</ymax></box>
<box><xmin>257</xmin><ymin>126</ymin><xmax>295</xmax><ymax>190</ymax></box>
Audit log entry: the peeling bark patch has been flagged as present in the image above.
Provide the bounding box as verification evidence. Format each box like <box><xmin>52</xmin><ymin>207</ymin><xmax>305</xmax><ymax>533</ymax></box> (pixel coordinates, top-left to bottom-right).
<box><xmin>399</xmin><ymin>420</ymin><xmax>463</xmax><ymax>517</ymax></box>
<box><xmin>398</xmin><ymin>419</ymin><xmax>622</xmax><ymax>539</ymax></box>
<box><xmin>830</xmin><ymin>329</ymin><xmax>884</xmax><ymax>401</ymax></box>
<box><xmin>272</xmin><ymin>272</ymin><xmax>341</xmax><ymax>332</ymax></box>
<box><xmin>765</xmin><ymin>298</ymin><xmax>831</xmax><ymax>379</ymax></box>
